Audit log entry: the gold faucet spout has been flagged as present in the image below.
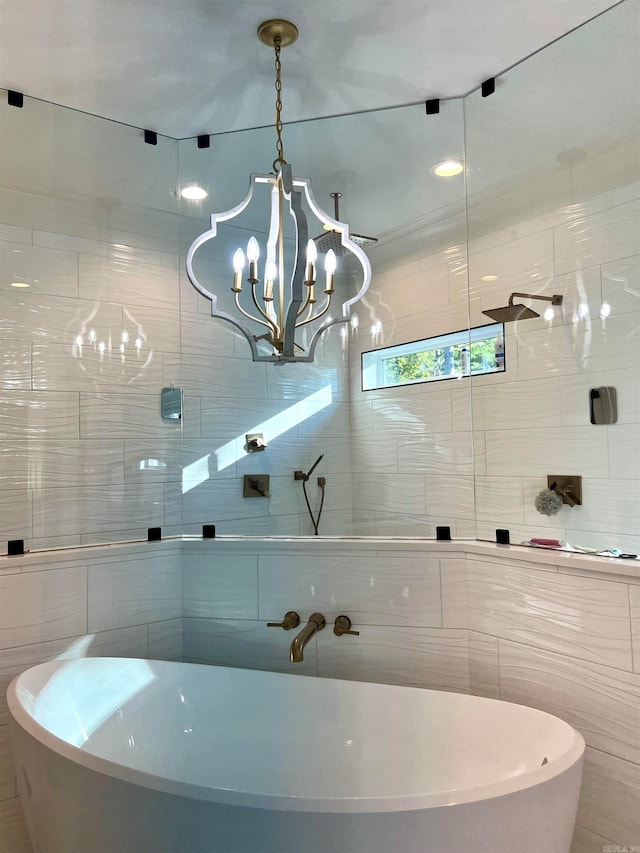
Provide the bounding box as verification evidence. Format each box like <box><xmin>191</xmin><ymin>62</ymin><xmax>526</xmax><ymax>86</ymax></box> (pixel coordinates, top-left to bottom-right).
<box><xmin>290</xmin><ymin>612</ymin><xmax>326</xmax><ymax>662</ymax></box>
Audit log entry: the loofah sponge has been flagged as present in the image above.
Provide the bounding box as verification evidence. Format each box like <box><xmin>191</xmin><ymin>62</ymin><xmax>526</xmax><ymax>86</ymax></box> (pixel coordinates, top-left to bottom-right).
<box><xmin>534</xmin><ymin>488</ymin><xmax>564</xmax><ymax>516</ymax></box>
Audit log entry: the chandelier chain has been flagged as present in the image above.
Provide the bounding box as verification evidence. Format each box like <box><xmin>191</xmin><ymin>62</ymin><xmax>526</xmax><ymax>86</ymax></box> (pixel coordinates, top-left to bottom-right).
<box><xmin>274</xmin><ymin>36</ymin><xmax>286</xmax><ymax>169</ymax></box>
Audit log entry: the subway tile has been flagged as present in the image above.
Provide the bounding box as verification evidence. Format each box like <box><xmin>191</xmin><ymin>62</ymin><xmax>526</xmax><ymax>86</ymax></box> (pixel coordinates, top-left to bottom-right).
<box><xmin>205</xmin><ymin>513</ymin><xmax>300</xmax><ymax>537</ymax></box>
<box><xmin>608</xmin><ymin>424</ymin><xmax>640</xmax><ymax>481</ymax></box>
<box><xmin>425</xmin><ymin>475</ymin><xmax>474</xmax><ymax>521</ymax></box>
<box><xmin>570</xmin><ymin>825</ymin><xmax>617</xmax><ymax>853</ymax></box>
<box><xmin>468</xmin><ymin>228</ymin><xmax>555</xmax><ymax>291</ymax></box>
<box><xmin>397</xmin><ymin>432</ymin><xmax>473</xmax><ymax>476</ymax></box>
<box><xmin>182</xmin><ymin>617</ymin><xmax>317</xmax><ymax>676</ymax></box>
<box><xmin>199</xmin><ymin>396</ymin><xmax>298</xmax><ymax>441</ymax></box>
<box><xmin>33</xmin><ymin>231</ymin><xmax>165</xmax><ymax>266</ymax></box>
<box><xmin>469</xmin><ymin>631</ymin><xmax>500</xmax><ymax>699</ymax></box>
<box><xmin>0</xmin><ymin>567</ymin><xmax>87</xmax><ymax>650</ymax></box>
<box><xmin>350</xmin><ymin>430</ymin><xmax>399</xmax><ymax>472</ymax></box>
<box><xmin>316</xmin><ymin>626</ymin><xmax>469</xmax><ymax>693</ymax></box>
<box><xmin>601</xmin><ymin>255</ymin><xmax>640</xmax><ymax>317</ymax></box>
<box><xmin>0</xmin><ymin>491</ymin><xmax>31</xmax><ymax>540</ymax></box>
<box><xmin>84</xmin><ymin>626</ymin><xmax>149</xmax><ymax>659</ymax></box>
<box><xmin>0</xmin><ymin>224</ymin><xmax>31</xmax><ymax>245</ymax></box>
<box><xmin>370</xmin><ymin>389</ymin><xmax>453</xmax><ymax>437</ymax></box>
<box><xmin>167</xmin><ymin>353</ymin><xmax>267</xmax><ymax>400</ymax></box>
<box><xmin>88</xmin><ymin>555</ymin><xmax>181</xmax><ymax>633</ymax></box>
<box><xmin>0</xmin><ymin>240</ymin><xmax>78</xmax><ymax>297</ymax></box>
<box><xmin>576</xmin><ymin>747</ymin><xmax>640</xmax><ymax>844</ymax></box>
<box><xmin>32</xmin><ymin>484</ymin><xmax>164</xmax><ymax>538</ymax></box>
<box><xmin>470</xmin><ymin>378</ymin><xmax>563</xmax><ymax>431</ymax></box>
<box><xmin>80</xmin><ymin>393</ymin><xmax>181</xmax><ymax>439</ymax></box>
<box><xmin>467</xmin><ymin>557</ymin><xmax>633</xmax><ymax>670</ymax></box>
<box><xmin>485</xmin><ymin>426</ymin><xmax>609</xmax><ymax>477</ymax></box>
<box><xmin>258</xmin><ymin>554</ymin><xmax>442</xmax><ymax>627</ymax></box>
<box><xmin>516</xmin><ymin>313</ymin><xmax>640</xmax><ymax>383</ymax></box>
<box><xmin>498</xmin><ymin>639</ymin><xmax>640</xmax><ymax>764</ymax></box>
<box><xmin>78</xmin><ymin>254</ymin><xmax>179</xmax><ymax>309</ymax></box>
<box><xmin>555</xmin><ymin>200</ymin><xmax>640</xmax><ymax>274</ymax></box>
<box><xmin>351</xmin><ymin>472</ymin><xmax>427</xmax><ymax>516</ymax></box>
<box><xmin>562</xmin><ymin>479</ymin><xmax>640</xmax><ymax>539</ymax></box>
<box><xmin>0</xmin><ymin>728</ymin><xmax>15</xmax><ymax>802</ymax></box>
<box><xmin>295</xmin><ymin>400</ymin><xmax>351</xmax><ymax>440</ymax></box>
<box><xmin>148</xmin><ymin>619</ymin><xmax>183</xmax><ymax>661</ymax></box>
<box><xmin>630</xmin><ymin>586</ymin><xmax>640</xmax><ymax>674</ymax></box>
<box><xmin>0</xmin><ymin>341</ymin><xmax>31</xmax><ymax>391</ymax></box>
<box><xmin>440</xmin><ymin>558</ymin><xmax>467</xmax><ymax>628</ymax></box>
<box><xmin>369</xmin><ymin>511</ymin><xmax>459</xmax><ymax>538</ymax></box>
<box><xmin>266</xmin><ymin>362</ymin><xmax>347</xmax><ymax>403</ymax></box>
<box><xmin>0</xmin><ymin>440</ymin><xmax>124</xmax><ymax>488</ymax></box>
<box><xmin>182</xmin><ymin>555</ymin><xmax>258</xmax><ymax>619</ymax></box>
<box><xmin>179</xmin><ymin>313</ymin><xmax>239</xmax><ymax>359</ymax></box>
<box><xmin>123</xmin><ymin>439</ymin><xmax>185</xmax><ymax>484</ymax></box>
<box><xmin>0</xmin><ymin>291</ymin><xmax>123</xmax><ymax>346</ymax></box>
<box><xmin>33</xmin><ymin>342</ymin><xmax>164</xmax><ymax>394</ymax></box>
<box><xmin>475</xmin><ymin>477</ymin><xmax>524</xmax><ymax>524</ymax></box>
<box><xmin>0</xmin><ymin>392</ymin><xmax>80</xmax><ymax>439</ymax></box>
<box><xmin>0</xmin><ymin>797</ymin><xmax>31</xmax><ymax>853</ymax></box>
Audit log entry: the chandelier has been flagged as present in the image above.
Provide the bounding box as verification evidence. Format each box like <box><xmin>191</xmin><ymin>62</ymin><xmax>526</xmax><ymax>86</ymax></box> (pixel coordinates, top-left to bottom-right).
<box><xmin>185</xmin><ymin>19</ymin><xmax>372</xmax><ymax>363</ymax></box>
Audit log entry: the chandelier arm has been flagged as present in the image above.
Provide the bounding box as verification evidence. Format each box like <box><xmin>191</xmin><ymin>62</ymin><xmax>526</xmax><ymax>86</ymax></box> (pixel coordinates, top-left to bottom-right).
<box><xmin>233</xmin><ymin>291</ymin><xmax>273</xmax><ymax>332</ymax></box>
<box><xmin>280</xmin><ymin>164</ymin><xmax>308</xmax><ymax>358</ymax></box>
<box><xmin>296</xmin><ymin>289</ymin><xmax>312</xmax><ymax>317</ymax></box>
<box><xmin>305</xmin><ymin>316</ymin><xmax>349</xmax><ymax>361</ymax></box>
<box><xmin>249</xmin><ymin>282</ymin><xmax>280</xmax><ymax>335</ymax></box>
<box><xmin>295</xmin><ymin>293</ymin><xmax>333</xmax><ymax>329</ymax></box>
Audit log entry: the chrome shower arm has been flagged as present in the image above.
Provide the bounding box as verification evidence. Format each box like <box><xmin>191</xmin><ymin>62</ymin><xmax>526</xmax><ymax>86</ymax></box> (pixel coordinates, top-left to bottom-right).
<box><xmin>509</xmin><ymin>292</ymin><xmax>563</xmax><ymax>306</ymax></box>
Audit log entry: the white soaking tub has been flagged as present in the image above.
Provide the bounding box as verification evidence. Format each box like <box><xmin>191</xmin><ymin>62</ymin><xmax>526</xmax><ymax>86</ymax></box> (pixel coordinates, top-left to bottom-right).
<box><xmin>8</xmin><ymin>658</ymin><xmax>584</xmax><ymax>853</ymax></box>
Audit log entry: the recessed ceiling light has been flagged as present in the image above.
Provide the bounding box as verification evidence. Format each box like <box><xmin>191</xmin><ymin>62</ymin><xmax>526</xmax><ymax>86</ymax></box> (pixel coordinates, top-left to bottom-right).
<box><xmin>481</xmin><ymin>275</ymin><xmax>498</xmax><ymax>282</ymax></box>
<box><xmin>11</xmin><ymin>281</ymin><xmax>30</xmax><ymax>288</ymax></box>
<box><xmin>180</xmin><ymin>185</ymin><xmax>208</xmax><ymax>201</ymax></box>
<box><xmin>431</xmin><ymin>159</ymin><xmax>465</xmax><ymax>177</ymax></box>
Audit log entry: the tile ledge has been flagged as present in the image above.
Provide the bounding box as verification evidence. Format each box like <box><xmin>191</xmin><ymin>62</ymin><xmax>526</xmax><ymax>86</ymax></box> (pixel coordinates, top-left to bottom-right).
<box><xmin>1</xmin><ymin>536</ymin><xmax>638</xmax><ymax>581</ymax></box>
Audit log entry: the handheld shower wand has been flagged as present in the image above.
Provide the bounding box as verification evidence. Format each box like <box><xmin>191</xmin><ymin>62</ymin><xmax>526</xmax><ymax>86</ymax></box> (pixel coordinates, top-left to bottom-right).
<box><xmin>294</xmin><ymin>454</ymin><xmax>326</xmax><ymax>534</ymax></box>
<box><xmin>294</xmin><ymin>454</ymin><xmax>324</xmax><ymax>482</ymax></box>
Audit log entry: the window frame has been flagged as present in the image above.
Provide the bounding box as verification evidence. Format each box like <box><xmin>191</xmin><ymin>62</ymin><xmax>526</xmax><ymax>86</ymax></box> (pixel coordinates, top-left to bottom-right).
<box><xmin>361</xmin><ymin>322</ymin><xmax>505</xmax><ymax>391</ymax></box>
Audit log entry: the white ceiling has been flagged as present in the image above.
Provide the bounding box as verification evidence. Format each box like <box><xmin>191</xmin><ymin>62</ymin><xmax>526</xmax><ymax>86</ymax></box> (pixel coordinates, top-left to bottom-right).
<box><xmin>0</xmin><ymin>0</ymin><xmax>621</xmax><ymax>138</ymax></box>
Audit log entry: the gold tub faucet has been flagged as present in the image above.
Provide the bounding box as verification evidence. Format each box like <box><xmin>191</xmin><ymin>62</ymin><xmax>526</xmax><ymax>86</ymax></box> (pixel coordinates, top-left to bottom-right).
<box><xmin>290</xmin><ymin>613</ymin><xmax>326</xmax><ymax>663</ymax></box>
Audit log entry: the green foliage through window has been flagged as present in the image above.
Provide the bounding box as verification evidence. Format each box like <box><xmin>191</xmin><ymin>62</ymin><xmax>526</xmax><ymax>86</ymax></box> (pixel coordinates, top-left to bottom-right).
<box><xmin>362</xmin><ymin>323</ymin><xmax>504</xmax><ymax>391</ymax></box>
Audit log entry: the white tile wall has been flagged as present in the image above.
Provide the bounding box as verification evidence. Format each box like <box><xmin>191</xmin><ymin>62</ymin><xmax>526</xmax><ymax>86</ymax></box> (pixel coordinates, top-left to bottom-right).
<box><xmin>467</xmin><ymin>556</ymin><xmax>633</xmax><ymax>669</ymax></box>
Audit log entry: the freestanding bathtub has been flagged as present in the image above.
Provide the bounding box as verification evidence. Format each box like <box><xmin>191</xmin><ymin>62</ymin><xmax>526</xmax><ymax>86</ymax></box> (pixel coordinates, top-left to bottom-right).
<box><xmin>8</xmin><ymin>658</ymin><xmax>584</xmax><ymax>853</ymax></box>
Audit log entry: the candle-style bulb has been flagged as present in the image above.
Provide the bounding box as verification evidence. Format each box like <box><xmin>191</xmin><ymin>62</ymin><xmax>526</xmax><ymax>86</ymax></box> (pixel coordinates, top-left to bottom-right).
<box><xmin>233</xmin><ymin>248</ymin><xmax>245</xmax><ymax>272</ymax></box>
<box><xmin>324</xmin><ymin>249</ymin><xmax>337</xmax><ymax>294</ymax></box>
<box><xmin>247</xmin><ymin>237</ymin><xmax>259</xmax><ymax>262</ymax></box>
<box><xmin>232</xmin><ymin>248</ymin><xmax>245</xmax><ymax>292</ymax></box>
<box><xmin>264</xmin><ymin>258</ymin><xmax>277</xmax><ymax>301</ymax></box>
<box><xmin>247</xmin><ymin>237</ymin><xmax>259</xmax><ymax>283</ymax></box>
<box><xmin>305</xmin><ymin>239</ymin><xmax>317</xmax><ymax>285</ymax></box>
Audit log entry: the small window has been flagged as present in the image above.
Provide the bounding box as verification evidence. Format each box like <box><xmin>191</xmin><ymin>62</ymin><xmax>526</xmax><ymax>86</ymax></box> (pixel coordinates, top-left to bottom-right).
<box><xmin>361</xmin><ymin>322</ymin><xmax>505</xmax><ymax>391</ymax></box>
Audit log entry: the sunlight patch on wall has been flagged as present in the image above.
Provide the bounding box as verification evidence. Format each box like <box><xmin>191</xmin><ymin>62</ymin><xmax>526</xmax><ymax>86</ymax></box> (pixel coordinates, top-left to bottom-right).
<box><xmin>181</xmin><ymin>384</ymin><xmax>334</xmax><ymax>494</ymax></box>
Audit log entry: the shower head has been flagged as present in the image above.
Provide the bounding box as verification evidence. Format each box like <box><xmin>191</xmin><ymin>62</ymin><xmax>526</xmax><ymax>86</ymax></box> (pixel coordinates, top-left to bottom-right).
<box><xmin>482</xmin><ymin>292</ymin><xmax>563</xmax><ymax>323</ymax></box>
<box><xmin>482</xmin><ymin>303</ymin><xmax>540</xmax><ymax>322</ymax></box>
<box><xmin>313</xmin><ymin>192</ymin><xmax>377</xmax><ymax>257</ymax></box>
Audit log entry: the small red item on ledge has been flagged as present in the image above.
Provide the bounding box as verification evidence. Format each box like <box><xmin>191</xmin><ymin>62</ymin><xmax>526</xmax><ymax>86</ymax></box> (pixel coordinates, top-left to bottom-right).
<box><xmin>530</xmin><ymin>538</ymin><xmax>562</xmax><ymax>547</ymax></box>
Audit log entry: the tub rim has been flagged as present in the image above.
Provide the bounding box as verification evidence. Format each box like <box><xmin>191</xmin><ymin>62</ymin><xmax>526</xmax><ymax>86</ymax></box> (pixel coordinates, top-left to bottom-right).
<box><xmin>7</xmin><ymin>657</ymin><xmax>585</xmax><ymax>814</ymax></box>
